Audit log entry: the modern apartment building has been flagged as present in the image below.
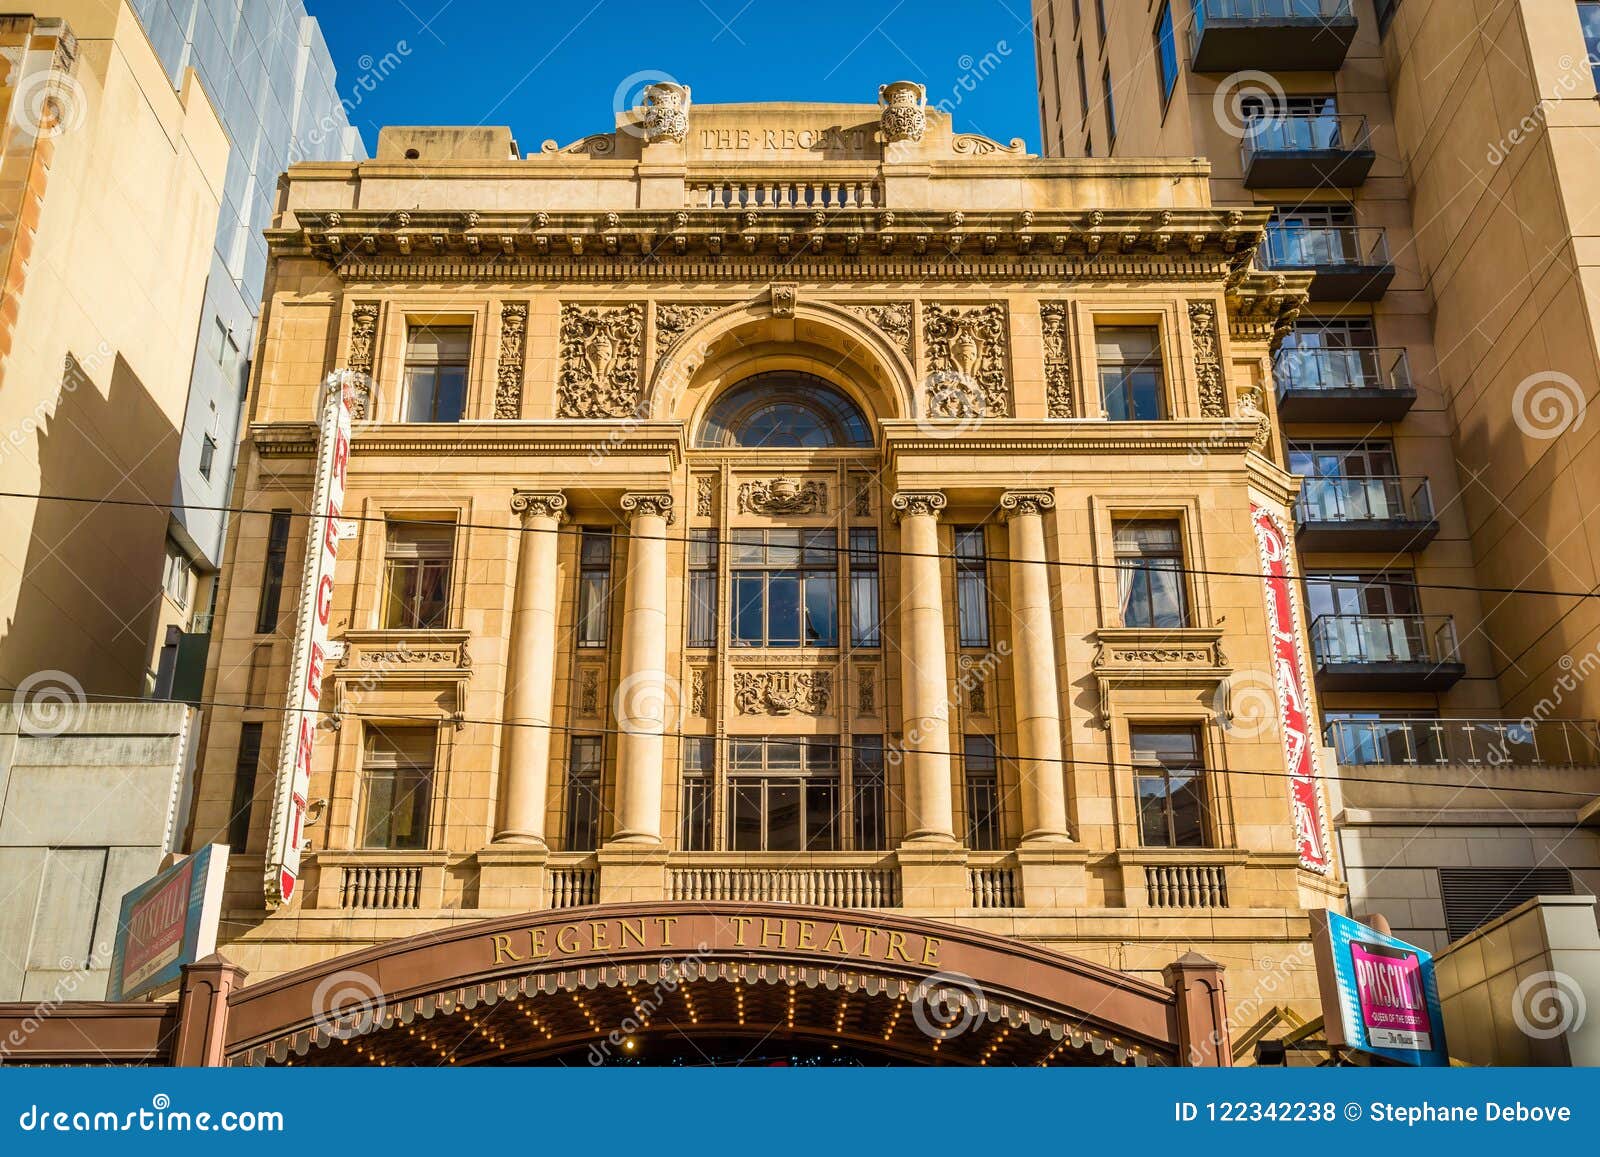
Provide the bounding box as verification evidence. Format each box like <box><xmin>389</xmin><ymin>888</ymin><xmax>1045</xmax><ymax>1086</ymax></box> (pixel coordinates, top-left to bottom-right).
<box><xmin>127</xmin><ymin>0</ymin><xmax>365</xmax><ymax>697</ymax></box>
<box><xmin>1033</xmin><ymin>0</ymin><xmax>1600</xmax><ymax>948</ymax></box>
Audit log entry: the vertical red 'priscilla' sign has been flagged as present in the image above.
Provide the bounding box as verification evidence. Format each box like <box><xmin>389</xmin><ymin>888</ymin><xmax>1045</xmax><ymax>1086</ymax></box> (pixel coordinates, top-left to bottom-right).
<box><xmin>1250</xmin><ymin>505</ymin><xmax>1332</xmax><ymax>874</ymax></box>
<box><xmin>263</xmin><ymin>374</ymin><xmax>355</xmax><ymax>907</ymax></box>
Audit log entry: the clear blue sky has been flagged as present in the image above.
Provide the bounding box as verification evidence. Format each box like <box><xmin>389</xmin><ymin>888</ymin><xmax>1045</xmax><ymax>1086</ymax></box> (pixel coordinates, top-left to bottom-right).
<box><xmin>303</xmin><ymin>0</ymin><xmax>1043</xmax><ymax>155</ymax></box>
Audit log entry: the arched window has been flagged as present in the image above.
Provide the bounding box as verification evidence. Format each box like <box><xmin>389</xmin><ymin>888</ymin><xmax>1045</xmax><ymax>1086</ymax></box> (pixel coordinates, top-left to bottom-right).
<box><xmin>696</xmin><ymin>373</ymin><xmax>873</xmax><ymax>449</ymax></box>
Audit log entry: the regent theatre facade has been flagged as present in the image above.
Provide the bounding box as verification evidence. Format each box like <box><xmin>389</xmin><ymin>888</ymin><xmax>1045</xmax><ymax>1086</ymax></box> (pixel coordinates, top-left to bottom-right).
<box><xmin>13</xmin><ymin>89</ymin><xmax>1347</xmax><ymax>1066</ymax></box>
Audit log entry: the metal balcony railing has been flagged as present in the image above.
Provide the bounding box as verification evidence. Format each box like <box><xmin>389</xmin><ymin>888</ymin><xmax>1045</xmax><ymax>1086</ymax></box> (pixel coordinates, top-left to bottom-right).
<box><xmin>1296</xmin><ymin>476</ymin><xmax>1434</xmax><ymax>525</ymax></box>
<box><xmin>1275</xmin><ymin>346</ymin><xmax>1412</xmax><ymax>394</ymax></box>
<box><xmin>1328</xmin><ymin>717</ymin><xmax>1600</xmax><ymax>768</ymax></box>
<box><xmin>1264</xmin><ymin>224</ymin><xmax>1391</xmax><ymax>270</ymax></box>
<box><xmin>1311</xmin><ymin>613</ymin><xmax>1459</xmax><ymax>667</ymax></box>
<box><xmin>1193</xmin><ymin>0</ymin><xmax>1354</xmax><ymax>27</ymax></box>
<box><xmin>1242</xmin><ymin>112</ymin><xmax>1371</xmax><ymax>159</ymax></box>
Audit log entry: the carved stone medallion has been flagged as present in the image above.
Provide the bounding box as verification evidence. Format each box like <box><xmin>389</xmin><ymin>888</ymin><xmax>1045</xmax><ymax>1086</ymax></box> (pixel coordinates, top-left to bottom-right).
<box><xmin>558</xmin><ymin>303</ymin><xmax>644</xmax><ymax>418</ymax></box>
<box><xmin>738</xmin><ymin>478</ymin><xmax>827</xmax><ymax>516</ymax></box>
<box><xmin>733</xmin><ymin>670</ymin><xmax>832</xmax><ymax>717</ymax></box>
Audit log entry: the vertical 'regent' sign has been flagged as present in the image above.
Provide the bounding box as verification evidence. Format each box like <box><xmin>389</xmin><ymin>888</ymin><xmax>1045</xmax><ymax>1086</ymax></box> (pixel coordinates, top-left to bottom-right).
<box><xmin>1250</xmin><ymin>504</ymin><xmax>1332</xmax><ymax>875</ymax></box>
<box><xmin>264</xmin><ymin>373</ymin><xmax>356</xmax><ymax>908</ymax></box>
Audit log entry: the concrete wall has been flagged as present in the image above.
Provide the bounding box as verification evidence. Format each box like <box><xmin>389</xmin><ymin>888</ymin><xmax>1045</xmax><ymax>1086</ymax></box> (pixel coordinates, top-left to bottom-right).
<box><xmin>1435</xmin><ymin>894</ymin><xmax>1600</xmax><ymax>1066</ymax></box>
<box><xmin>0</xmin><ymin>701</ymin><xmax>198</xmax><ymax>1000</ymax></box>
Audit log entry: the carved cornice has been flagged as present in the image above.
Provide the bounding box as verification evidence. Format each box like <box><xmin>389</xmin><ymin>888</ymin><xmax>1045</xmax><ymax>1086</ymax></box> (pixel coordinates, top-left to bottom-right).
<box><xmin>510</xmin><ymin>490</ymin><xmax>568</xmax><ymax>523</ymax></box>
<box><xmin>891</xmin><ymin>490</ymin><xmax>947</xmax><ymax>522</ymax></box>
<box><xmin>249</xmin><ymin>421</ymin><xmax>686</xmax><ymax>468</ymax></box>
<box><xmin>621</xmin><ymin>492</ymin><xmax>676</xmax><ymax>523</ymax></box>
<box><xmin>1000</xmin><ymin>490</ymin><xmax>1056</xmax><ymax>520</ymax></box>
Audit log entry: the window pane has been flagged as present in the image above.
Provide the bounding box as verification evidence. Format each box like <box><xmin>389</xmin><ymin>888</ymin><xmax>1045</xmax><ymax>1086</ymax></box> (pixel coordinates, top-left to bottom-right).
<box><xmin>805</xmin><ymin>572</ymin><xmax>838</xmax><ymax>646</ymax></box>
<box><xmin>805</xmin><ymin>781</ymin><xmax>837</xmax><ymax>850</ymax></box>
<box><xmin>850</xmin><ymin>570</ymin><xmax>881</xmax><ymax>647</ymax></box>
<box><xmin>767</xmin><ymin>574</ymin><xmax>801</xmax><ymax>645</ymax></box>
<box><xmin>767</xmin><ymin>783</ymin><xmax>802</xmax><ymax>851</ymax></box>
<box><xmin>688</xmin><ymin>572</ymin><xmax>717</xmax><ymax>647</ymax></box>
<box><xmin>1137</xmin><ymin>774</ymin><xmax>1173</xmax><ymax>846</ymax></box>
<box><xmin>565</xmin><ymin>737</ymin><xmax>602</xmax><ymax>850</ymax></box>
<box><xmin>732</xmin><ymin>783</ymin><xmax>762</xmax><ymax>850</ymax></box>
<box><xmin>852</xmin><ymin>737</ymin><xmax>886</xmax><ymax>851</ymax></box>
<box><xmin>733</xmin><ymin>574</ymin><xmax>765</xmax><ymax>645</ymax></box>
<box><xmin>963</xmin><ymin>736</ymin><xmax>1001</xmax><ymax>850</ymax></box>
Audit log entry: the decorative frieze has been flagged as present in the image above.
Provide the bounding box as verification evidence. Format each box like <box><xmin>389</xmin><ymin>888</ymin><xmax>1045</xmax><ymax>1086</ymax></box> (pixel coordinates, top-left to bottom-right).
<box><xmin>690</xmin><ymin>669</ymin><xmax>707</xmax><ymax>716</ymax></box>
<box><xmin>1040</xmin><ymin>302</ymin><xmax>1073</xmax><ymax>418</ymax></box>
<box><xmin>578</xmin><ymin>668</ymin><xmax>601</xmax><ymax>717</ymax></box>
<box><xmin>852</xmin><ymin>476</ymin><xmax>873</xmax><ymax>517</ymax></box>
<box><xmin>495</xmin><ymin>303</ymin><xmax>529</xmax><ymax>419</ymax></box>
<box><xmin>345</xmin><ymin>302</ymin><xmax>379</xmax><ymax>419</ymax></box>
<box><xmin>856</xmin><ymin>667</ymin><xmax>876</xmax><ymax>716</ymax></box>
<box><xmin>846</xmin><ymin>301</ymin><xmax>913</xmax><ymax>359</ymax></box>
<box><xmin>1189</xmin><ymin>300</ymin><xmax>1226</xmax><ymax>419</ymax></box>
<box><xmin>557</xmin><ymin>303</ymin><xmax>644</xmax><ymax>418</ymax></box>
<box><xmin>695</xmin><ymin>476</ymin><xmax>713</xmax><ymax>518</ymax></box>
<box><xmin>655</xmin><ymin>302</ymin><xmax>721</xmax><ymax>354</ymax></box>
<box><xmin>733</xmin><ymin>670</ymin><xmax>832</xmax><ymax>717</ymax></box>
<box><xmin>737</xmin><ymin>478</ymin><xmax>827</xmax><ymax>515</ymax></box>
<box><xmin>922</xmin><ymin>303</ymin><xmax>1010</xmax><ymax>419</ymax></box>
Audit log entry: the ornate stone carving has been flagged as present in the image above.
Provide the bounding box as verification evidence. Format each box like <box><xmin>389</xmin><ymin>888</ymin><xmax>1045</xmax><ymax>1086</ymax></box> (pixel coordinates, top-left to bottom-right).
<box><xmin>923</xmin><ymin>303</ymin><xmax>1010</xmax><ymax>419</ymax></box>
<box><xmin>621</xmin><ymin>492</ymin><xmax>675</xmax><ymax>524</ymax></box>
<box><xmin>853</xmin><ymin>477</ymin><xmax>873</xmax><ymax>517</ymax></box>
<box><xmin>690</xmin><ymin>669</ymin><xmax>707</xmax><ymax>716</ymax></box>
<box><xmin>737</xmin><ymin>478</ymin><xmax>827</xmax><ymax>515</ymax></box>
<box><xmin>510</xmin><ymin>490</ymin><xmax>567</xmax><ymax>523</ymax></box>
<box><xmin>951</xmin><ymin>133</ymin><xmax>1027</xmax><ymax>156</ymax></box>
<box><xmin>558</xmin><ymin>303</ymin><xmax>644</xmax><ymax>418</ymax></box>
<box><xmin>891</xmin><ymin>491</ymin><xmax>947</xmax><ymax>522</ymax></box>
<box><xmin>641</xmin><ymin>81</ymin><xmax>691</xmax><ymax>144</ymax></box>
<box><xmin>847</xmin><ymin>301</ymin><xmax>913</xmax><ymax>359</ymax></box>
<box><xmin>1236</xmin><ymin>385</ymin><xmax>1271</xmax><ymax>453</ymax></box>
<box><xmin>1040</xmin><ymin>302</ymin><xmax>1073</xmax><ymax>418</ymax></box>
<box><xmin>1189</xmin><ymin>300</ymin><xmax>1226</xmax><ymax>418</ymax></box>
<box><xmin>879</xmin><ymin>81</ymin><xmax>927</xmax><ymax>143</ymax></box>
<box><xmin>655</xmin><ymin>302</ymin><xmax>720</xmax><ymax>355</ymax></box>
<box><xmin>579</xmin><ymin>668</ymin><xmax>601</xmax><ymax>717</ymax></box>
<box><xmin>771</xmin><ymin>283</ymin><xmax>797</xmax><ymax>318</ymax></box>
<box><xmin>960</xmin><ymin>656</ymin><xmax>988</xmax><ymax>714</ymax></box>
<box><xmin>495</xmin><ymin>303</ymin><xmax>528</xmax><ymax>419</ymax></box>
<box><xmin>856</xmin><ymin>667</ymin><xmax>876</xmax><ymax>716</ymax></box>
<box><xmin>1000</xmin><ymin>490</ymin><xmax>1056</xmax><ymax>519</ymax></box>
<box><xmin>695</xmin><ymin>476</ymin><xmax>713</xmax><ymax>518</ymax></box>
<box><xmin>345</xmin><ymin>303</ymin><xmax>379</xmax><ymax>419</ymax></box>
<box><xmin>733</xmin><ymin>670</ymin><xmax>832</xmax><ymax>717</ymax></box>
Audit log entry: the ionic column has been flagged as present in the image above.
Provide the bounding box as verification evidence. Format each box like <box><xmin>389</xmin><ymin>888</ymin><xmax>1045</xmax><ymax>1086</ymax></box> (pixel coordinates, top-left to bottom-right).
<box><xmin>612</xmin><ymin>491</ymin><xmax>674</xmax><ymax>844</ymax></box>
<box><xmin>495</xmin><ymin>490</ymin><xmax>567</xmax><ymax>845</ymax></box>
<box><xmin>1001</xmin><ymin>490</ymin><xmax>1071</xmax><ymax>843</ymax></box>
<box><xmin>892</xmin><ymin>490</ymin><xmax>955</xmax><ymax>842</ymax></box>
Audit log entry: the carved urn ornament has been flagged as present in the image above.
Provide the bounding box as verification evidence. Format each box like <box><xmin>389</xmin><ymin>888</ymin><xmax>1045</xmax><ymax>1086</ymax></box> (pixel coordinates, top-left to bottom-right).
<box><xmin>641</xmin><ymin>81</ymin><xmax>691</xmax><ymax>144</ymax></box>
<box><xmin>879</xmin><ymin>81</ymin><xmax>927</xmax><ymax>144</ymax></box>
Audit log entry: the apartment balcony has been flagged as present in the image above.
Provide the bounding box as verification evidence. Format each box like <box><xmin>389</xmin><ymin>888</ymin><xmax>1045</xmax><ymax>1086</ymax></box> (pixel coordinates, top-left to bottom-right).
<box><xmin>1263</xmin><ymin>225</ymin><xmax>1394</xmax><ymax>300</ymax></box>
<box><xmin>1294</xmin><ymin>476</ymin><xmax>1438</xmax><ymax>552</ymax></box>
<box><xmin>1189</xmin><ymin>0</ymin><xmax>1358</xmax><ymax>73</ymax></box>
<box><xmin>1311</xmin><ymin>614</ymin><xmax>1466</xmax><ymax>691</ymax></box>
<box><xmin>1328</xmin><ymin>717</ymin><xmax>1600</xmax><ymax>768</ymax></box>
<box><xmin>1241</xmin><ymin>114</ymin><xmax>1375</xmax><ymax>188</ymax></box>
<box><xmin>1274</xmin><ymin>346</ymin><xmax>1415</xmax><ymax>422</ymax></box>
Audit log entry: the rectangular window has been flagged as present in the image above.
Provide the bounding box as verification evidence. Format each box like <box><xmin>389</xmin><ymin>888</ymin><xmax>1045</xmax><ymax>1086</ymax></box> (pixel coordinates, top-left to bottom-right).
<box><xmin>849</xmin><ymin>529</ymin><xmax>881</xmax><ymax>648</ymax></box>
<box><xmin>681</xmin><ymin>737</ymin><xmax>715</xmax><ymax>851</ymax></box>
<box><xmin>382</xmin><ymin>519</ymin><xmax>454</xmax><ymax>629</ymax></box>
<box><xmin>1076</xmin><ymin>46</ymin><xmax>1089</xmax><ymax>126</ymax></box>
<box><xmin>852</xmin><ymin>736</ymin><xmax>887</xmax><ymax>851</ymax></box>
<box><xmin>361</xmin><ymin>727</ymin><xmax>435</xmax><ymax>849</ymax></box>
<box><xmin>1097</xmin><ymin>325</ymin><xmax>1165</xmax><ymax>420</ymax></box>
<box><xmin>162</xmin><ymin>538</ymin><xmax>191</xmax><ymax>607</ymax></box>
<box><xmin>963</xmin><ymin>736</ymin><xmax>1002</xmax><ymax>851</ymax></box>
<box><xmin>255</xmin><ymin>510</ymin><xmax>293</xmax><ymax>633</ymax></box>
<box><xmin>1102</xmin><ymin>64</ymin><xmax>1116</xmax><ymax>144</ymax></box>
<box><xmin>729</xmin><ymin>738</ymin><xmax>839</xmax><ymax>852</ymax></box>
<box><xmin>199</xmin><ymin>434</ymin><xmax>218</xmax><ymax>481</ymax></box>
<box><xmin>954</xmin><ymin>528</ymin><xmax>991</xmax><ymax>648</ymax></box>
<box><xmin>577</xmin><ymin>529</ymin><xmax>613</xmax><ymax>647</ymax></box>
<box><xmin>1155</xmin><ymin>2</ymin><xmax>1179</xmax><ymax>106</ymax></box>
<box><xmin>1582</xmin><ymin>3</ymin><xmax>1600</xmax><ymax>90</ymax></box>
<box><xmin>730</xmin><ymin>529</ymin><xmax>838</xmax><ymax>648</ymax></box>
<box><xmin>1095</xmin><ymin>0</ymin><xmax>1107</xmax><ymax>44</ymax></box>
<box><xmin>1115</xmin><ymin>520</ymin><xmax>1189</xmax><ymax>628</ymax></box>
<box><xmin>402</xmin><ymin>325</ymin><xmax>470</xmax><ymax>422</ymax></box>
<box><xmin>687</xmin><ymin>529</ymin><xmax>718</xmax><ymax>648</ymax></box>
<box><xmin>227</xmin><ymin>722</ymin><xmax>263</xmax><ymax>852</ymax></box>
<box><xmin>565</xmin><ymin>736</ymin><xmax>603</xmax><ymax>850</ymax></box>
<box><xmin>1132</xmin><ymin>727</ymin><xmax>1207</xmax><ymax>847</ymax></box>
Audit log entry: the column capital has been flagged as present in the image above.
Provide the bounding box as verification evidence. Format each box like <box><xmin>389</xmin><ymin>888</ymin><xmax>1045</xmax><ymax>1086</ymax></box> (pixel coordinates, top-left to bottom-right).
<box><xmin>621</xmin><ymin>491</ymin><xmax>676</xmax><ymax>524</ymax></box>
<box><xmin>890</xmin><ymin>490</ymin><xmax>947</xmax><ymax>523</ymax></box>
<box><xmin>510</xmin><ymin>489</ymin><xmax>568</xmax><ymax>523</ymax></box>
<box><xmin>1000</xmin><ymin>489</ymin><xmax>1056</xmax><ymax>520</ymax></box>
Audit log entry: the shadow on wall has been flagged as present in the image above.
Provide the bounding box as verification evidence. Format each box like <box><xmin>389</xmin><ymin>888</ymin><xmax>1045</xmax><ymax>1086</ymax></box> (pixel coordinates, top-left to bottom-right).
<box><xmin>1</xmin><ymin>352</ymin><xmax>180</xmax><ymax>696</ymax></box>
